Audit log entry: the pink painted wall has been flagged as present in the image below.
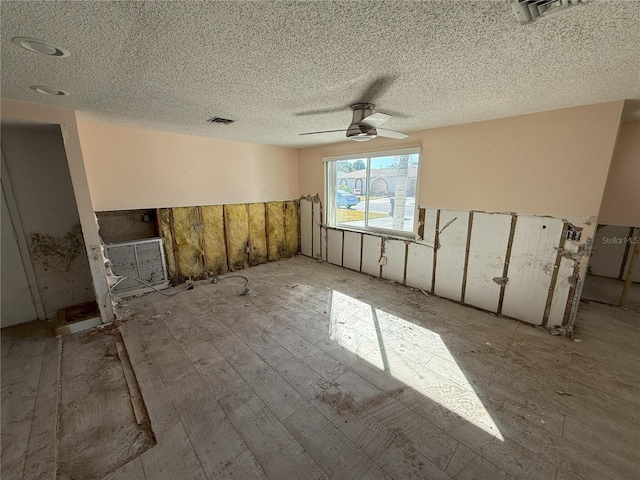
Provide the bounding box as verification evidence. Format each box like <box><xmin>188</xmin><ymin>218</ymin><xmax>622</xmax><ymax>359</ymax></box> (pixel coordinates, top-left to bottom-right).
<box><xmin>76</xmin><ymin>116</ymin><xmax>299</xmax><ymax>211</ymax></box>
<box><xmin>598</xmin><ymin>120</ymin><xmax>640</xmax><ymax>227</ymax></box>
<box><xmin>298</xmin><ymin>101</ymin><xmax>624</xmax><ymax>219</ymax></box>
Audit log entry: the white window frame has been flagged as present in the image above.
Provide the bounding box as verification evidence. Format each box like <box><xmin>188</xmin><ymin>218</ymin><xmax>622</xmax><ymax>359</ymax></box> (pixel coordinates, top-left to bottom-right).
<box><xmin>324</xmin><ymin>147</ymin><xmax>421</xmax><ymax>238</ymax></box>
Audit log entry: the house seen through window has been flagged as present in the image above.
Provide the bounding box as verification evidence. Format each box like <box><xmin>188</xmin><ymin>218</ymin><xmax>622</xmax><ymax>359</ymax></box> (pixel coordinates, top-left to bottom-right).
<box><xmin>325</xmin><ymin>148</ymin><xmax>420</xmax><ymax>236</ymax></box>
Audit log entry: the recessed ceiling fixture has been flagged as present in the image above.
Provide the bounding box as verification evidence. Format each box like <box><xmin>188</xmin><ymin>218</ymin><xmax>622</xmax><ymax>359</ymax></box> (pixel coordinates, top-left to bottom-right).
<box><xmin>12</xmin><ymin>37</ymin><xmax>70</xmax><ymax>57</ymax></box>
<box><xmin>30</xmin><ymin>85</ymin><xmax>67</xmax><ymax>96</ymax></box>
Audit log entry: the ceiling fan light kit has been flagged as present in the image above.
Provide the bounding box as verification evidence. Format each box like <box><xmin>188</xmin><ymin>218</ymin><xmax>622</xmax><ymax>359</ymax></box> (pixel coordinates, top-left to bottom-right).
<box><xmin>300</xmin><ymin>102</ymin><xmax>408</xmax><ymax>142</ymax></box>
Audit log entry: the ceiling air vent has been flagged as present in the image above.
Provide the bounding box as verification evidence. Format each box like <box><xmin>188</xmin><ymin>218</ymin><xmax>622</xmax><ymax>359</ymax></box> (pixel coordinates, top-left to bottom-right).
<box><xmin>207</xmin><ymin>117</ymin><xmax>234</xmax><ymax>125</ymax></box>
<box><xmin>511</xmin><ymin>0</ymin><xmax>595</xmax><ymax>24</ymax></box>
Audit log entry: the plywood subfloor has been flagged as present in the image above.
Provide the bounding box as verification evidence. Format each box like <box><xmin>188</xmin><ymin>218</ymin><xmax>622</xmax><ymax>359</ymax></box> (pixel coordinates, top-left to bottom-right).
<box><xmin>112</xmin><ymin>256</ymin><xmax>639</xmax><ymax>480</ymax></box>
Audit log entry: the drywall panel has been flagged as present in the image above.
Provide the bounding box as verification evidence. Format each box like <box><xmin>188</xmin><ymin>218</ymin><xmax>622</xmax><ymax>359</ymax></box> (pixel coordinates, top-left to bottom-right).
<box><xmin>247</xmin><ymin>203</ymin><xmax>268</xmax><ymax>266</ymax></box>
<box><xmin>267</xmin><ymin>202</ymin><xmax>286</xmax><ymax>261</ymax></box>
<box><xmin>284</xmin><ymin>201</ymin><xmax>299</xmax><ymax>257</ymax></box>
<box><xmin>464</xmin><ymin>212</ymin><xmax>511</xmax><ymax>313</ymax></box>
<box><xmin>172</xmin><ymin>206</ymin><xmax>205</xmax><ymax>281</ymax></box>
<box><xmin>225</xmin><ymin>204</ymin><xmax>250</xmax><ymax>271</ymax></box>
<box><xmin>547</xmin><ymin>257</ymin><xmax>574</xmax><ymax>328</ymax></box>
<box><xmin>201</xmin><ymin>205</ymin><xmax>227</xmax><ymax>275</ymax></box>
<box><xmin>422</xmin><ymin>208</ymin><xmax>437</xmax><ymax>248</ymax></box>
<box><xmin>77</xmin><ymin>117</ymin><xmax>299</xmax><ymax>211</ymax></box>
<box><xmin>343</xmin><ymin>231</ymin><xmax>362</xmax><ymax>272</ymax></box>
<box><xmin>599</xmin><ymin>121</ymin><xmax>640</xmax><ymax>227</ymax></box>
<box><xmin>381</xmin><ymin>239</ymin><xmax>406</xmax><ymax>284</ymax></box>
<box><xmin>300</xmin><ymin>198</ymin><xmax>313</xmax><ymax>257</ymax></box>
<box><xmin>312</xmin><ymin>200</ymin><xmax>322</xmax><ymax>260</ymax></box>
<box><xmin>502</xmin><ymin>216</ymin><xmax>564</xmax><ymax>325</ymax></box>
<box><xmin>326</xmin><ymin>229</ymin><xmax>344</xmax><ymax>267</ymax></box>
<box><xmin>434</xmin><ymin>210</ymin><xmax>469</xmax><ymax>301</ymax></box>
<box><xmin>1</xmin><ymin>125</ymin><xmax>95</xmax><ymax>317</ymax></box>
<box><xmin>361</xmin><ymin>235</ymin><xmax>382</xmax><ymax>277</ymax></box>
<box><xmin>589</xmin><ymin>225</ymin><xmax>630</xmax><ymax>278</ymax></box>
<box><xmin>405</xmin><ymin>243</ymin><xmax>433</xmax><ymax>292</ymax></box>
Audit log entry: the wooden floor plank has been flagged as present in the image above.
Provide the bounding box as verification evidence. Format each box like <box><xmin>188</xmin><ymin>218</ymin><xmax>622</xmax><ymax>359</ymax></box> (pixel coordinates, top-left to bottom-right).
<box><xmin>164</xmin><ymin>373</ymin><xmax>247</xmax><ymax>479</ymax></box>
<box><xmin>219</xmin><ymin>385</ymin><xmax>325</xmax><ymax>480</ymax></box>
<box><xmin>101</xmin><ymin>457</ymin><xmax>146</xmax><ymax>480</ymax></box>
<box><xmin>283</xmin><ymin>402</ymin><xmax>372</xmax><ymax>480</ymax></box>
<box><xmin>227</xmin><ymin>348</ymin><xmax>305</xmax><ymax>420</ymax></box>
<box><xmin>23</xmin><ymin>337</ymin><xmax>61</xmax><ymax>480</ymax></box>
<box><xmin>191</xmin><ymin>315</ymin><xmax>248</xmax><ymax>358</ymax></box>
<box><xmin>140</xmin><ymin>422</ymin><xmax>208</xmax><ymax>480</ymax></box>
<box><xmin>119</xmin><ymin>324</ymin><xmax>180</xmax><ymax>434</ymax></box>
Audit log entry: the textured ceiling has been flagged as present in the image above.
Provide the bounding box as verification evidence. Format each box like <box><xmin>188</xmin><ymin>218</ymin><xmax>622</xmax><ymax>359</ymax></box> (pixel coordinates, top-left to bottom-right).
<box><xmin>1</xmin><ymin>1</ymin><xmax>639</xmax><ymax>147</ymax></box>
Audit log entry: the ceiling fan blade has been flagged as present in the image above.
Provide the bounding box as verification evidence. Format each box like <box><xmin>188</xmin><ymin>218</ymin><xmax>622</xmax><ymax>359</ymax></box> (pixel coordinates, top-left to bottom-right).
<box><xmin>360</xmin><ymin>112</ymin><xmax>391</xmax><ymax>128</ymax></box>
<box><xmin>357</xmin><ymin>75</ymin><xmax>396</xmax><ymax>104</ymax></box>
<box><xmin>299</xmin><ymin>129</ymin><xmax>347</xmax><ymax>136</ymax></box>
<box><xmin>294</xmin><ymin>105</ymin><xmax>347</xmax><ymax>116</ymax></box>
<box><xmin>377</xmin><ymin>128</ymin><xmax>409</xmax><ymax>139</ymax></box>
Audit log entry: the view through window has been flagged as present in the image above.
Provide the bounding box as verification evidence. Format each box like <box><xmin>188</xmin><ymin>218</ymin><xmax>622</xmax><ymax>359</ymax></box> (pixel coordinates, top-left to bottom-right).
<box><xmin>326</xmin><ymin>148</ymin><xmax>420</xmax><ymax>235</ymax></box>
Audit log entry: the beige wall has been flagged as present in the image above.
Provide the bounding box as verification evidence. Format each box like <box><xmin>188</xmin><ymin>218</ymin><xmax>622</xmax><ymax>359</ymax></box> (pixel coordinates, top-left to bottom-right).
<box><xmin>1</xmin><ymin>125</ymin><xmax>95</xmax><ymax>317</ymax></box>
<box><xmin>598</xmin><ymin>121</ymin><xmax>640</xmax><ymax>227</ymax></box>
<box><xmin>76</xmin><ymin>116</ymin><xmax>299</xmax><ymax>211</ymax></box>
<box><xmin>298</xmin><ymin>101</ymin><xmax>624</xmax><ymax>219</ymax></box>
<box><xmin>1</xmin><ymin>99</ymin><xmax>113</xmax><ymax>323</ymax></box>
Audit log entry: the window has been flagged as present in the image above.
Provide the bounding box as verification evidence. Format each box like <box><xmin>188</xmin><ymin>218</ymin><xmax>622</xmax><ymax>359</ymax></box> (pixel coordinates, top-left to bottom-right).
<box><xmin>325</xmin><ymin>147</ymin><xmax>420</xmax><ymax>236</ymax></box>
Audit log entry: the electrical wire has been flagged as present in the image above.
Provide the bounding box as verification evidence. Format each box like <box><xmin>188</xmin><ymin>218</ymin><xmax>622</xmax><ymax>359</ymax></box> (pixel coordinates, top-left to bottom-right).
<box><xmin>106</xmin><ymin>272</ymin><xmax>250</xmax><ymax>308</ymax></box>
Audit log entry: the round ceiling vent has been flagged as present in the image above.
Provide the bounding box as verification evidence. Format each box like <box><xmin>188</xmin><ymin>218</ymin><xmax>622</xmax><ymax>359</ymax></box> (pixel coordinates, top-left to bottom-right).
<box><xmin>30</xmin><ymin>85</ymin><xmax>67</xmax><ymax>96</ymax></box>
<box><xmin>12</xmin><ymin>37</ymin><xmax>70</xmax><ymax>57</ymax></box>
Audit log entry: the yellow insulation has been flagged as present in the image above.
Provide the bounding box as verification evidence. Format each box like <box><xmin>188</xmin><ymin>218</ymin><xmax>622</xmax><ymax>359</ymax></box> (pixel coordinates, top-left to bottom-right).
<box><xmin>266</xmin><ymin>202</ymin><xmax>286</xmax><ymax>261</ymax></box>
<box><xmin>284</xmin><ymin>201</ymin><xmax>299</xmax><ymax>257</ymax></box>
<box><xmin>225</xmin><ymin>204</ymin><xmax>249</xmax><ymax>271</ymax></box>
<box><xmin>247</xmin><ymin>203</ymin><xmax>268</xmax><ymax>266</ymax></box>
<box><xmin>160</xmin><ymin>200</ymin><xmax>299</xmax><ymax>283</ymax></box>
<box><xmin>157</xmin><ymin>208</ymin><xmax>176</xmax><ymax>282</ymax></box>
<box><xmin>172</xmin><ymin>206</ymin><xmax>205</xmax><ymax>281</ymax></box>
<box><xmin>201</xmin><ymin>205</ymin><xmax>228</xmax><ymax>275</ymax></box>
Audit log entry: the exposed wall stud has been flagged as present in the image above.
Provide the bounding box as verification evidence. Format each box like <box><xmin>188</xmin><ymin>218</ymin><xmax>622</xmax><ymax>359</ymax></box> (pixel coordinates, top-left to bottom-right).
<box><xmin>620</xmin><ymin>227</ymin><xmax>640</xmax><ymax>307</ymax></box>
<box><xmin>460</xmin><ymin>211</ymin><xmax>474</xmax><ymax>303</ymax></box>
<box><xmin>264</xmin><ymin>203</ymin><xmax>270</xmax><ymax>261</ymax></box>
<box><xmin>619</xmin><ymin>226</ymin><xmax>635</xmax><ymax>279</ymax></box>
<box><xmin>168</xmin><ymin>208</ymin><xmax>180</xmax><ymax>278</ymax></box>
<box><xmin>359</xmin><ymin>233</ymin><xmax>364</xmax><ymax>272</ymax></box>
<box><xmin>403</xmin><ymin>242</ymin><xmax>409</xmax><ymax>285</ymax></box>
<box><xmin>197</xmin><ymin>206</ymin><xmax>207</xmax><ymax>271</ymax></box>
<box><xmin>246</xmin><ymin>203</ymin><xmax>252</xmax><ymax>265</ymax></box>
<box><xmin>497</xmin><ymin>214</ymin><xmax>517</xmax><ymax>315</ymax></box>
<box><xmin>542</xmin><ymin>222</ymin><xmax>567</xmax><ymax>327</ymax></box>
<box><xmin>431</xmin><ymin>209</ymin><xmax>441</xmax><ymax>294</ymax></box>
<box><xmin>222</xmin><ymin>205</ymin><xmax>232</xmax><ymax>272</ymax></box>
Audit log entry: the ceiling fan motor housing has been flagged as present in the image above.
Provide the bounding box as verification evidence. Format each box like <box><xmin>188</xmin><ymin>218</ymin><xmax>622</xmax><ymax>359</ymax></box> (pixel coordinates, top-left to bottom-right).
<box><xmin>347</xmin><ymin>103</ymin><xmax>377</xmax><ymax>141</ymax></box>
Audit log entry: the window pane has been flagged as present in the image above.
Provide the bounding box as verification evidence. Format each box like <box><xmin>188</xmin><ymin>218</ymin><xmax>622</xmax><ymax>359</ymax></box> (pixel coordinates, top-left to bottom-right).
<box><xmin>334</xmin><ymin>158</ymin><xmax>367</xmax><ymax>229</ymax></box>
<box><xmin>367</xmin><ymin>154</ymin><xmax>418</xmax><ymax>233</ymax></box>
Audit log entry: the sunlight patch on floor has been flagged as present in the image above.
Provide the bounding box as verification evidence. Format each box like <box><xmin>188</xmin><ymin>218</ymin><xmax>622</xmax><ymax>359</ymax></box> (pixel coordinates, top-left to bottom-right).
<box><xmin>329</xmin><ymin>290</ymin><xmax>503</xmax><ymax>440</ymax></box>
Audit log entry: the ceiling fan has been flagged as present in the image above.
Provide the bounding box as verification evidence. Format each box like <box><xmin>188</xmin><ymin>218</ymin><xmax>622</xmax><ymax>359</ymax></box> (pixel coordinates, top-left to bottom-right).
<box><xmin>299</xmin><ymin>103</ymin><xmax>408</xmax><ymax>142</ymax></box>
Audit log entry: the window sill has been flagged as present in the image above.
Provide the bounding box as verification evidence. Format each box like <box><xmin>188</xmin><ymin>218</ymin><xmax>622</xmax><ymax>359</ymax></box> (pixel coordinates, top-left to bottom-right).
<box><xmin>326</xmin><ymin>224</ymin><xmax>416</xmax><ymax>242</ymax></box>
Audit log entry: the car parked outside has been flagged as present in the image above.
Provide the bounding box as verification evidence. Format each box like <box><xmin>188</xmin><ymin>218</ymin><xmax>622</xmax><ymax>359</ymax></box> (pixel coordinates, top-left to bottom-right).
<box><xmin>337</xmin><ymin>190</ymin><xmax>358</xmax><ymax>208</ymax></box>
